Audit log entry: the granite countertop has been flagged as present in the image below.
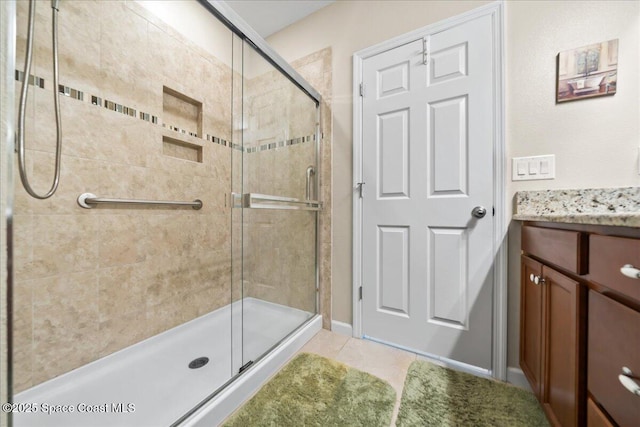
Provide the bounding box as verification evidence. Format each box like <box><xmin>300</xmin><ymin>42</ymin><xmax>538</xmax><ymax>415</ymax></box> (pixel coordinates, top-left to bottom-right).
<box><xmin>512</xmin><ymin>187</ymin><xmax>640</xmax><ymax>227</ymax></box>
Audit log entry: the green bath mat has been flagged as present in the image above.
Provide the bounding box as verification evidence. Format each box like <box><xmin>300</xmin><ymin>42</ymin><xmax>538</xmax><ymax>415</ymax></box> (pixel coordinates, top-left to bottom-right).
<box><xmin>396</xmin><ymin>360</ymin><xmax>548</xmax><ymax>427</ymax></box>
<box><xmin>224</xmin><ymin>352</ymin><xmax>396</xmax><ymax>427</ymax></box>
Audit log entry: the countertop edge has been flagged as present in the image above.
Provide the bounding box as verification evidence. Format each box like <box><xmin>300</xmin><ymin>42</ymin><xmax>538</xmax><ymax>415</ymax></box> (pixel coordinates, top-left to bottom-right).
<box><xmin>512</xmin><ymin>213</ymin><xmax>640</xmax><ymax>228</ymax></box>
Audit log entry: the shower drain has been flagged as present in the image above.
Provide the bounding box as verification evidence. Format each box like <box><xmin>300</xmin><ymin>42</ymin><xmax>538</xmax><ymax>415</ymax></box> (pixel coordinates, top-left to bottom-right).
<box><xmin>189</xmin><ymin>357</ymin><xmax>210</xmax><ymax>369</ymax></box>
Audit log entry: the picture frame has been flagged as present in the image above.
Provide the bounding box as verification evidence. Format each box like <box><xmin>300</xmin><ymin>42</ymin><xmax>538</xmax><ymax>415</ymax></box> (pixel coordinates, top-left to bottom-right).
<box><xmin>556</xmin><ymin>39</ymin><xmax>618</xmax><ymax>103</ymax></box>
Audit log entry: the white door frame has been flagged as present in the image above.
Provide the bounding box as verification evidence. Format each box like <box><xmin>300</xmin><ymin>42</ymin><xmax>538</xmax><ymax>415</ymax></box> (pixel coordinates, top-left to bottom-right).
<box><xmin>352</xmin><ymin>1</ymin><xmax>506</xmax><ymax>380</ymax></box>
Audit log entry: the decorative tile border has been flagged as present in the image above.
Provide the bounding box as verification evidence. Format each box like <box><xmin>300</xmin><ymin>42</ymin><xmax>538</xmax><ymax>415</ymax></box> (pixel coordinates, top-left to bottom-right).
<box><xmin>59</xmin><ymin>84</ymin><xmax>84</xmax><ymax>101</ymax></box>
<box><xmin>14</xmin><ymin>70</ymin><xmax>317</xmax><ymax>153</ymax></box>
<box><xmin>162</xmin><ymin>123</ymin><xmax>198</xmax><ymax>138</ymax></box>
<box><xmin>15</xmin><ymin>70</ymin><xmax>45</xmax><ymax>88</ymax></box>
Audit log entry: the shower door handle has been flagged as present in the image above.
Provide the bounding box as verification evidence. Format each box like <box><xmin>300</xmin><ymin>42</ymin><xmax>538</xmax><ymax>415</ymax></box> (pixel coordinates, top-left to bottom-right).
<box><xmin>306</xmin><ymin>166</ymin><xmax>316</xmax><ymax>201</ymax></box>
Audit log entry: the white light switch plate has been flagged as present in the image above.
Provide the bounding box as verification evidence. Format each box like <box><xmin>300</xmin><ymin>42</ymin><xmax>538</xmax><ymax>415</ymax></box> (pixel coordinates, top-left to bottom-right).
<box><xmin>512</xmin><ymin>155</ymin><xmax>555</xmax><ymax>181</ymax></box>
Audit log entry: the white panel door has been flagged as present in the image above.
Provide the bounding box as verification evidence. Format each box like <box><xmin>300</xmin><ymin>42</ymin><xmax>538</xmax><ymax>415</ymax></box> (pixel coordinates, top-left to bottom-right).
<box><xmin>361</xmin><ymin>14</ymin><xmax>494</xmax><ymax>370</ymax></box>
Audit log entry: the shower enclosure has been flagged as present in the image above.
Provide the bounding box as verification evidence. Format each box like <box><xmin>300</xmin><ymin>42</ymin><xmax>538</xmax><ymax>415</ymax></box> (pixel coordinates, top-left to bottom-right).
<box><xmin>0</xmin><ymin>0</ymin><xmax>322</xmax><ymax>425</ymax></box>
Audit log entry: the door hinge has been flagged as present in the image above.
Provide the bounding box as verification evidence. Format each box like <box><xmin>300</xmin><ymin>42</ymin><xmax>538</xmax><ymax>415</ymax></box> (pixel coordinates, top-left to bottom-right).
<box><xmin>359</xmin><ymin>82</ymin><xmax>365</xmax><ymax>97</ymax></box>
<box><xmin>422</xmin><ymin>36</ymin><xmax>430</xmax><ymax>65</ymax></box>
<box><xmin>359</xmin><ymin>286</ymin><xmax>363</xmax><ymax>300</ymax></box>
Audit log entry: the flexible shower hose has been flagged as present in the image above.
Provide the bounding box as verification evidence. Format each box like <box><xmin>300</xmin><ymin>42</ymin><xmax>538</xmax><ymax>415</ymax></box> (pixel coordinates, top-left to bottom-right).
<box><xmin>16</xmin><ymin>0</ymin><xmax>63</xmax><ymax>200</ymax></box>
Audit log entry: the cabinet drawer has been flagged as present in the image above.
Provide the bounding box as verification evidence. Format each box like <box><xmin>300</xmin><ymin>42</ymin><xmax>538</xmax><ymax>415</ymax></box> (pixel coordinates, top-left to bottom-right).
<box><xmin>587</xmin><ymin>397</ymin><xmax>614</xmax><ymax>427</ymax></box>
<box><xmin>588</xmin><ymin>291</ymin><xmax>640</xmax><ymax>427</ymax></box>
<box><xmin>590</xmin><ymin>234</ymin><xmax>640</xmax><ymax>302</ymax></box>
<box><xmin>522</xmin><ymin>226</ymin><xmax>586</xmax><ymax>274</ymax></box>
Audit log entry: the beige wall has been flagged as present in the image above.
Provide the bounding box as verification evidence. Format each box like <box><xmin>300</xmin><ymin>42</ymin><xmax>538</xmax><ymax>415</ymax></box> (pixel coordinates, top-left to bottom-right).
<box><xmin>267</xmin><ymin>0</ymin><xmax>640</xmax><ymax>370</ymax></box>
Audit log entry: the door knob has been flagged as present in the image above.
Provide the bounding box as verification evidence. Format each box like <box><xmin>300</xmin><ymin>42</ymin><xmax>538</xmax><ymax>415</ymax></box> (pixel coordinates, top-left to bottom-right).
<box><xmin>472</xmin><ymin>206</ymin><xmax>487</xmax><ymax>218</ymax></box>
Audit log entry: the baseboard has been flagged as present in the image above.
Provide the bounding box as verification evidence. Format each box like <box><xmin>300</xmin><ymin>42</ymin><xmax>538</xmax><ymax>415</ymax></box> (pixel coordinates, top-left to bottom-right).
<box><xmin>330</xmin><ymin>320</ymin><xmax>353</xmax><ymax>337</ymax></box>
<box><xmin>507</xmin><ymin>367</ymin><xmax>532</xmax><ymax>392</ymax></box>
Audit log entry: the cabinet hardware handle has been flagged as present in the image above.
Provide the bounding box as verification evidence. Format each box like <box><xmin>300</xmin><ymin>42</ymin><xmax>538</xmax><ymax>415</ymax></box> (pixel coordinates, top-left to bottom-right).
<box><xmin>620</xmin><ymin>264</ymin><xmax>640</xmax><ymax>279</ymax></box>
<box><xmin>529</xmin><ymin>273</ymin><xmax>535</xmax><ymax>282</ymax></box>
<box><xmin>533</xmin><ymin>275</ymin><xmax>545</xmax><ymax>286</ymax></box>
<box><xmin>619</xmin><ymin>367</ymin><xmax>640</xmax><ymax>396</ymax></box>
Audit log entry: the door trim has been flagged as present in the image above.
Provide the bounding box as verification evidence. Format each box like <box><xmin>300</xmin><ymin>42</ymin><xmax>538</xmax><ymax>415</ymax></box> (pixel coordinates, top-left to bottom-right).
<box><xmin>352</xmin><ymin>1</ymin><xmax>506</xmax><ymax>380</ymax></box>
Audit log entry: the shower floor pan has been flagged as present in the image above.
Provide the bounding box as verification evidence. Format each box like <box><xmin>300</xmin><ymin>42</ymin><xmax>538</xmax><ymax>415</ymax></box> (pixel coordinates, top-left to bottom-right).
<box><xmin>14</xmin><ymin>297</ymin><xmax>316</xmax><ymax>427</ymax></box>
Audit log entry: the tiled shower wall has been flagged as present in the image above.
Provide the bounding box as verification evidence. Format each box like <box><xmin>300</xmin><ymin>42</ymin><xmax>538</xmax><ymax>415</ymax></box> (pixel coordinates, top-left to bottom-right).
<box><xmin>242</xmin><ymin>48</ymin><xmax>332</xmax><ymax>318</ymax></box>
<box><xmin>12</xmin><ymin>0</ymin><xmax>234</xmax><ymax>392</ymax></box>
<box><xmin>11</xmin><ymin>0</ymin><xmax>331</xmax><ymax>394</ymax></box>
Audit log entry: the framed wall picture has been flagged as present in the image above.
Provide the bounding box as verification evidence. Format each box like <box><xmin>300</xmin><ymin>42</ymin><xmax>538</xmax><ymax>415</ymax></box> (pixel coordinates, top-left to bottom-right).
<box><xmin>556</xmin><ymin>39</ymin><xmax>618</xmax><ymax>103</ymax></box>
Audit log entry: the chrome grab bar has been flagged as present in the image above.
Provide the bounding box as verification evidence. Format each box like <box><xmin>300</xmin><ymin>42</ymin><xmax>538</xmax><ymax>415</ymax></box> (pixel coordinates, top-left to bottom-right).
<box><xmin>232</xmin><ymin>193</ymin><xmax>322</xmax><ymax>211</ymax></box>
<box><xmin>77</xmin><ymin>193</ymin><xmax>203</xmax><ymax>210</ymax></box>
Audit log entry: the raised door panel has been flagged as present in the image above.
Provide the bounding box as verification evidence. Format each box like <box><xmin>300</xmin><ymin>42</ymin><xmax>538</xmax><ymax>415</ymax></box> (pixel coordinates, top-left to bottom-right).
<box><xmin>428</xmin><ymin>96</ymin><xmax>468</xmax><ymax>196</ymax></box>
<box><xmin>542</xmin><ymin>266</ymin><xmax>584</xmax><ymax>427</ymax></box>
<box><xmin>377</xmin><ymin>226</ymin><xmax>410</xmax><ymax>315</ymax></box>
<box><xmin>377</xmin><ymin>109</ymin><xmax>409</xmax><ymax>198</ymax></box>
<box><xmin>520</xmin><ymin>256</ymin><xmax>544</xmax><ymax>397</ymax></box>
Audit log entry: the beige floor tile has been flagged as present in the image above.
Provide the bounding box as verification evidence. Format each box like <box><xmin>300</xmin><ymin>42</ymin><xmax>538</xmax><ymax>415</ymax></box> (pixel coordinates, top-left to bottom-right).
<box><xmin>337</xmin><ymin>338</ymin><xmax>416</xmax><ymax>426</ymax></box>
<box><xmin>296</xmin><ymin>331</ymin><xmax>416</xmax><ymax>426</ymax></box>
<box><xmin>335</xmin><ymin>338</ymin><xmax>416</xmax><ymax>392</ymax></box>
<box><xmin>299</xmin><ymin>329</ymin><xmax>349</xmax><ymax>360</ymax></box>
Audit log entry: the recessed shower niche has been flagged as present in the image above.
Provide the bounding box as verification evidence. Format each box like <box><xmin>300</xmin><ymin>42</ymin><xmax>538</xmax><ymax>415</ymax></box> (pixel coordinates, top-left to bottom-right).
<box><xmin>162</xmin><ymin>85</ymin><xmax>203</xmax><ymax>137</ymax></box>
<box><xmin>162</xmin><ymin>135</ymin><xmax>203</xmax><ymax>163</ymax></box>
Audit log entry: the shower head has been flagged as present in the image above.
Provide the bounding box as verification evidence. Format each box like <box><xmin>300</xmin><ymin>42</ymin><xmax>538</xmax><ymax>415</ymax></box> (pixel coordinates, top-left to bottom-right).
<box><xmin>51</xmin><ymin>0</ymin><xmax>60</xmax><ymax>11</ymax></box>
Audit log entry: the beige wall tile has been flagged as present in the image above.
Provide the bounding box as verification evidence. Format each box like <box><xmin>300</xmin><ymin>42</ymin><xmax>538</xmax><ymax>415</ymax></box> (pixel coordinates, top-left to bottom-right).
<box><xmin>31</xmin><ymin>271</ymin><xmax>99</xmax><ymax>385</ymax></box>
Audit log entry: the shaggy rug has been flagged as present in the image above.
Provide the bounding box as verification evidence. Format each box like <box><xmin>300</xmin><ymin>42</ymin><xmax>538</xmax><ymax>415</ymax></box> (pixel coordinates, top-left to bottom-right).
<box><xmin>224</xmin><ymin>352</ymin><xmax>396</xmax><ymax>427</ymax></box>
<box><xmin>396</xmin><ymin>360</ymin><xmax>548</xmax><ymax>427</ymax></box>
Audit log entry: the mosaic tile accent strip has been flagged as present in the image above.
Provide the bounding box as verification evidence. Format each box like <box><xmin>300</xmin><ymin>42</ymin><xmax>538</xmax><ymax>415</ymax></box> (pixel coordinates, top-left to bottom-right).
<box><xmin>15</xmin><ymin>70</ymin><xmax>45</xmax><ymax>88</ymax></box>
<box><xmin>206</xmin><ymin>134</ymin><xmax>228</xmax><ymax>147</ymax></box>
<box><xmin>162</xmin><ymin>123</ymin><xmax>198</xmax><ymax>138</ymax></box>
<box><xmin>513</xmin><ymin>187</ymin><xmax>640</xmax><ymax>227</ymax></box>
<box><xmin>58</xmin><ymin>84</ymin><xmax>84</xmax><ymax>101</ymax></box>
<box><xmin>139</xmin><ymin>112</ymin><xmax>159</xmax><ymax>124</ymax></box>
<box><xmin>14</xmin><ymin>69</ymin><xmax>318</xmax><ymax>154</ymax></box>
<box><xmin>104</xmin><ymin>99</ymin><xmax>136</xmax><ymax>117</ymax></box>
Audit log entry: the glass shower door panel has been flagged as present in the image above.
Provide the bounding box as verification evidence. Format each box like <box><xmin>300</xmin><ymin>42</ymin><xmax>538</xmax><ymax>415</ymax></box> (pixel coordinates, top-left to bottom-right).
<box><xmin>241</xmin><ymin>41</ymin><xmax>318</xmax><ymax>368</ymax></box>
<box><xmin>241</xmin><ymin>209</ymin><xmax>316</xmax><ymax>363</ymax></box>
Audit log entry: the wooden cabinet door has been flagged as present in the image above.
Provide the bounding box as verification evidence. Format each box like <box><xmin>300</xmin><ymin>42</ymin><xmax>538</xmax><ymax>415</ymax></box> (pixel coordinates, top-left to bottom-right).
<box><xmin>520</xmin><ymin>256</ymin><xmax>544</xmax><ymax>397</ymax></box>
<box><xmin>542</xmin><ymin>266</ymin><xmax>585</xmax><ymax>427</ymax></box>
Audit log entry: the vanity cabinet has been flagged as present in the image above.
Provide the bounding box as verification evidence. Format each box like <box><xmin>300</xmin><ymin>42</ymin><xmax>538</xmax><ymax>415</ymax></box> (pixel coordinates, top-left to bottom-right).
<box><xmin>520</xmin><ymin>254</ymin><xmax>585</xmax><ymax>427</ymax></box>
<box><xmin>520</xmin><ymin>222</ymin><xmax>640</xmax><ymax>427</ymax></box>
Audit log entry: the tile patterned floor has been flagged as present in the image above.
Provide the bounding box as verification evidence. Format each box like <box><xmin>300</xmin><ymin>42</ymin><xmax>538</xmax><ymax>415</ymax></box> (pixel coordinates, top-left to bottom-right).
<box><xmin>297</xmin><ymin>329</ymin><xmax>417</xmax><ymax>426</ymax></box>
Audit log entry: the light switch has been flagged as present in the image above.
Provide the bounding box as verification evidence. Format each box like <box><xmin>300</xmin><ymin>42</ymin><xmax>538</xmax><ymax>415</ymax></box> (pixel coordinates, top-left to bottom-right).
<box><xmin>540</xmin><ymin>160</ymin><xmax>550</xmax><ymax>175</ymax></box>
<box><xmin>512</xmin><ymin>155</ymin><xmax>555</xmax><ymax>181</ymax></box>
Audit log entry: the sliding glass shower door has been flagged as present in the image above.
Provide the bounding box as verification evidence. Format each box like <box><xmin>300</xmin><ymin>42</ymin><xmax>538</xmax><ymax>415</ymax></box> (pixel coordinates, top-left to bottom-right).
<box><xmin>233</xmin><ymin>40</ymin><xmax>319</xmax><ymax>372</ymax></box>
